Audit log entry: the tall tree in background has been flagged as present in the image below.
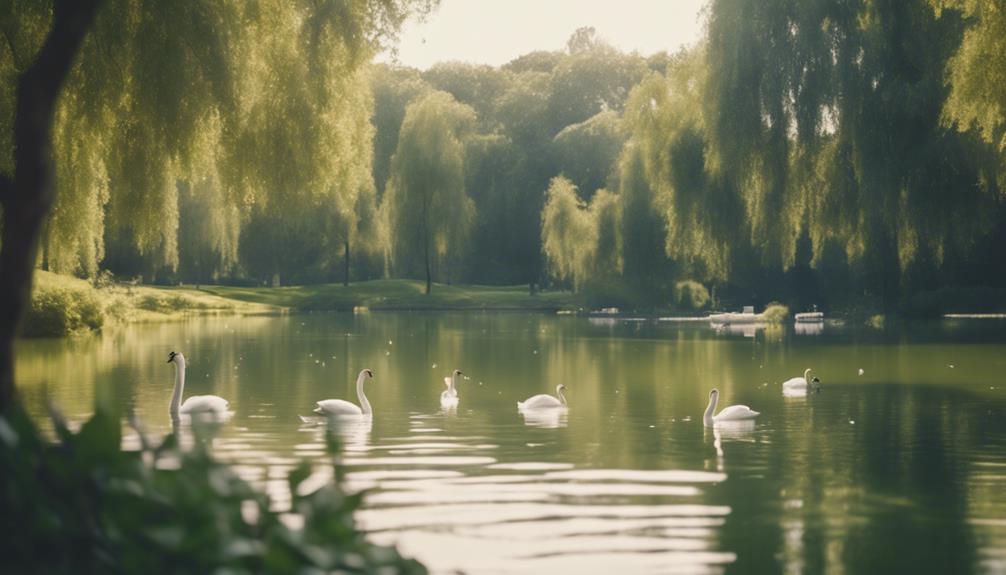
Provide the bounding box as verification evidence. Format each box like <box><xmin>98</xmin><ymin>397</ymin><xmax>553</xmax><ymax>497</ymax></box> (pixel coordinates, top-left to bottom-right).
<box><xmin>540</xmin><ymin>176</ymin><xmax>621</xmax><ymax>291</ymax></box>
<box><xmin>541</xmin><ymin>176</ymin><xmax>593</xmax><ymax>291</ymax></box>
<box><xmin>550</xmin><ymin>110</ymin><xmax>625</xmax><ymax>201</ymax></box>
<box><xmin>383</xmin><ymin>91</ymin><xmax>476</xmax><ymax>293</ymax></box>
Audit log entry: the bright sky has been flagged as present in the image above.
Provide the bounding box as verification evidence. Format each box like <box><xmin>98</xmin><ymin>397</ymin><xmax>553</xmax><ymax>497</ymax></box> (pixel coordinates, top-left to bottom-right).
<box><xmin>380</xmin><ymin>0</ymin><xmax>709</xmax><ymax>69</ymax></box>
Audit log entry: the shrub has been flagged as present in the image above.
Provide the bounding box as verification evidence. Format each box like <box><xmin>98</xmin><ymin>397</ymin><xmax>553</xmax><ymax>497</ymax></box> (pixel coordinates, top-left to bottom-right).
<box><xmin>22</xmin><ymin>277</ymin><xmax>105</xmax><ymax>337</ymax></box>
<box><xmin>674</xmin><ymin>280</ymin><xmax>710</xmax><ymax>311</ymax></box>
<box><xmin>762</xmin><ymin>302</ymin><xmax>790</xmax><ymax>324</ymax></box>
<box><xmin>0</xmin><ymin>404</ymin><xmax>426</xmax><ymax>574</ymax></box>
<box><xmin>137</xmin><ymin>292</ymin><xmax>216</xmax><ymax>313</ymax></box>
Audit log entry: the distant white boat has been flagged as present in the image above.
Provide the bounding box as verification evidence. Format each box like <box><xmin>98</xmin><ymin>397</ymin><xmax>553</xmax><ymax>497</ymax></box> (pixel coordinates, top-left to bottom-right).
<box><xmin>795</xmin><ymin>311</ymin><xmax>824</xmax><ymax>323</ymax></box>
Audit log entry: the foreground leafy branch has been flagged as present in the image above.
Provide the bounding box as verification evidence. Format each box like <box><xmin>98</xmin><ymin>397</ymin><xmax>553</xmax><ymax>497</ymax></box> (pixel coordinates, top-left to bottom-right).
<box><xmin>0</xmin><ymin>405</ymin><xmax>426</xmax><ymax>574</ymax></box>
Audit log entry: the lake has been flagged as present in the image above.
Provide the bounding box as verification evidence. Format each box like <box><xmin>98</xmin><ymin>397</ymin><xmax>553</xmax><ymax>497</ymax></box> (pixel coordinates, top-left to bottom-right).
<box><xmin>15</xmin><ymin>313</ymin><xmax>1006</xmax><ymax>574</ymax></box>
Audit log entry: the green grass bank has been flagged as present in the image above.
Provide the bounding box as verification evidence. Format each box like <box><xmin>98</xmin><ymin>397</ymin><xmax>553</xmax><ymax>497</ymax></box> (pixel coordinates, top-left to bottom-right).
<box><xmin>202</xmin><ymin>280</ymin><xmax>583</xmax><ymax>312</ymax></box>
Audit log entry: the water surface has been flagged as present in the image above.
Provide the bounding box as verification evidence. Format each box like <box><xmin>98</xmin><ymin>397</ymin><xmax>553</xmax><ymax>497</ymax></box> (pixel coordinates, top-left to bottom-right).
<box><xmin>15</xmin><ymin>314</ymin><xmax>1006</xmax><ymax>574</ymax></box>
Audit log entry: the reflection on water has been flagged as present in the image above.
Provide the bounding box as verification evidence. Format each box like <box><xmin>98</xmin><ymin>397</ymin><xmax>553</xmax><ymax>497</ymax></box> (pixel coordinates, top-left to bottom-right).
<box><xmin>519</xmin><ymin>407</ymin><xmax>568</xmax><ymax>428</ymax></box>
<box><xmin>794</xmin><ymin>321</ymin><xmax>824</xmax><ymax>336</ymax></box>
<box><xmin>14</xmin><ymin>314</ymin><xmax>1006</xmax><ymax>574</ymax></box>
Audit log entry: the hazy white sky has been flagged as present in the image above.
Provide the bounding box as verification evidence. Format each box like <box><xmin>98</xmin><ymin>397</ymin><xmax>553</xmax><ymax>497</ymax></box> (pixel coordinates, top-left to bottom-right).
<box><xmin>380</xmin><ymin>0</ymin><xmax>709</xmax><ymax>69</ymax></box>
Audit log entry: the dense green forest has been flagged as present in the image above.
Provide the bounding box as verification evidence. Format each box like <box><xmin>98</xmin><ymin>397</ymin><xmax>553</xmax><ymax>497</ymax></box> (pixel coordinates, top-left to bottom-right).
<box><xmin>3</xmin><ymin>0</ymin><xmax>1005</xmax><ymax>314</ymax></box>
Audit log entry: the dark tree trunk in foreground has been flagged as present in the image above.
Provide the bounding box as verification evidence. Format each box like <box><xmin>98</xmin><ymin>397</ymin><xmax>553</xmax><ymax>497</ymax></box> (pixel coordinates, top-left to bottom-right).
<box><xmin>0</xmin><ymin>0</ymin><xmax>102</xmax><ymax>411</ymax></box>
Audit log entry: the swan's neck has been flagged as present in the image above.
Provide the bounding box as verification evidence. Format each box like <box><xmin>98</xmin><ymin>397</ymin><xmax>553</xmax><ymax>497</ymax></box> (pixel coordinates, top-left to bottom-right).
<box><xmin>557</xmin><ymin>386</ymin><xmax>567</xmax><ymax>407</ymax></box>
<box><xmin>703</xmin><ymin>394</ymin><xmax>717</xmax><ymax>426</ymax></box>
<box><xmin>356</xmin><ymin>372</ymin><xmax>372</xmax><ymax>415</ymax></box>
<box><xmin>449</xmin><ymin>373</ymin><xmax>458</xmax><ymax>394</ymax></box>
<box><xmin>170</xmin><ymin>359</ymin><xmax>186</xmax><ymax>416</ymax></box>
<box><xmin>804</xmin><ymin>369</ymin><xmax>812</xmax><ymax>381</ymax></box>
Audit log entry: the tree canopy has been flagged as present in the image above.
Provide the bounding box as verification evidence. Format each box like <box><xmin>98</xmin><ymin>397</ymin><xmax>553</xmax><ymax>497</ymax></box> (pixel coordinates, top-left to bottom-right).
<box><xmin>383</xmin><ymin>90</ymin><xmax>476</xmax><ymax>293</ymax></box>
<box><xmin>4</xmin><ymin>1</ymin><xmax>1005</xmax><ymax>316</ymax></box>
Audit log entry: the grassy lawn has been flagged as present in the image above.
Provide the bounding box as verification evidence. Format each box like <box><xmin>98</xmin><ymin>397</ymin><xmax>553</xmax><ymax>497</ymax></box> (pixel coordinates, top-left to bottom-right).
<box><xmin>200</xmin><ymin>279</ymin><xmax>582</xmax><ymax>312</ymax></box>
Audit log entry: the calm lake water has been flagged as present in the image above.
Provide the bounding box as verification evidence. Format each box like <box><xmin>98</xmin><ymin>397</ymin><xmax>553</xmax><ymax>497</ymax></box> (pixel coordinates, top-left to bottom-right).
<box><xmin>15</xmin><ymin>313</ymin><xmax>1006</xmax><ymax>574</ymax></box>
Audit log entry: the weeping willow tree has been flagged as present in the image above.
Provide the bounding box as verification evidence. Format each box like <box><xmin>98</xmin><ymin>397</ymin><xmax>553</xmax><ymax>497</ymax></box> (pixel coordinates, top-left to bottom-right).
<box><xmin>0</xmin><ymin>0</ymin><xmax>433</xmax><ymax>404</ymax></box>
<box><xmin>540</xmin><ymin>176</ymin><xmax>621</xmax><ymax>291</ymax></box>
<box><xmin>620</xmin><ymin>53</ymin><xmax>742</xmax><ymax>284</ymax></box>
<box><xmin>1</xmin><ymin>0</ymin><xmax>430</xmax><ymax>280</ymax></box>
<box><xmin>699</xmin><ymin>0</ymin><xmax>1000</xmax><ymax>307</ymax></box>
<box><xmin>383</xmin><ymin>91</ymin><xmax>476</xmax><ymax>294</ymax></box>
<box><xmin>589</xmin><ymin>188</ymin><xmax>622</xmax><ymax>278</ymax></box>
<box><xmin>541</xmin><ymin>176</ymin><xmax>593</xmax><ymax>290</ymax></box>
<box><xmin>932</xmin><ymin>0</ymin><xmax>1006</xmax><ymax>189</ymax></box>
<box><xmin>609</xmin><ymin>0</ymin><xmax>999</xmax><ymax>309</ymax></box>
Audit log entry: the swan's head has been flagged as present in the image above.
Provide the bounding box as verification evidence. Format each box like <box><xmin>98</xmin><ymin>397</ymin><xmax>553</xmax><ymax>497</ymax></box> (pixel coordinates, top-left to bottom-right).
<box><xmin>363</xmin><ymin>369</ymin><xmax>374</xmax><ymax>379</ymax></box>
<box><xmin>811</xmin><ymin>376</ymin><xmax>821</xmax><ymax>392</ymax></box>
<box><xmin>167</xmin><ymin>351</ymin><xmax>184</xmax><ymax>365</ymax></box>
<box><xmin>557</xmin><ymin>384</ymin><xmax>567</xmax><ymax>393</ymax></box>
<box><xmin>453</xmin><ymin>369</ymin><xmax>463</xmax><ymax>377</ymax></box>
<box><xmin>709</xmin><ymin>388</ymin><xmax>719</xmax><ymax>399</ymax></box>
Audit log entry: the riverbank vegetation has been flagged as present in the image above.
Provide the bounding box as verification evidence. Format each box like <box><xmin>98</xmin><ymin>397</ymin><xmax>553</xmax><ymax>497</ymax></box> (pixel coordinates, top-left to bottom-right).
<box><xmin>23</xmin><ymin>271</ymin><xmax>277</xmax><ymax>337</ymax></box>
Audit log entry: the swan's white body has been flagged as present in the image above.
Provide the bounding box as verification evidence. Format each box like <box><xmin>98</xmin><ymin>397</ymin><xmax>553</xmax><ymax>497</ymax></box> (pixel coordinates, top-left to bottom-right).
<box><xmin>518</xmin><ymin>384</ymin><xmax>567</xmax><ymax>410</ymax></box>
<box><xmin>314</xmin><ymin>369</ymin><xmax>373</xmax><ymax>416</ymax></box>
<box><xmin>704</xmin><ymin>389</ymin><xmax>759</xmax><ymax>426</ymax></box>
<box><xmin>181</xmin><ymin>395</ymin><xmax>230</xmax><ymax>414</ymax></box>
<box><xmin>168</xmin><ymin>352</ymin><xmax>229</xmax><ymax>416</ymax></box>
<box><xmin>782</xmin><ymin>368</ymin><xmax>819</xmax><ymax>393</ymax></box>
<box><xmin>440</xmin><ymin>370</ymin><xmax>462</xmax><ymax>408</ymax></box>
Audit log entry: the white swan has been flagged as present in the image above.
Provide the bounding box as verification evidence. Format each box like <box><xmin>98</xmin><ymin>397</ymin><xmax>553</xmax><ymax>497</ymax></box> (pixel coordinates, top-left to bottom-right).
<box><xmin>440</xmin><ymin>369</ymin><xmax>463</xmax><ymax>408</ymax></box>
<box><xmin>168</xmin><ymin>351</ymin><xmax>229</xmax><ymax>416</ymax></box>
<box><xmin>314</xmin><ymin>369</ymin><xmax>374</xmax><ymax>416</ymax></box>
<box><xmin>703</xmin><ymin>388</ymin><xmax>759</xmax><ymax>426</ymax></box>
<box><xmin>518</xmin><ymin>384</ymin><xmax>567</xmax><ymax>410</ymax></box>
<box><xmin>782</xmin><ymin>368</ymin><xmax>821</xmax><ymax>393</ymax></box>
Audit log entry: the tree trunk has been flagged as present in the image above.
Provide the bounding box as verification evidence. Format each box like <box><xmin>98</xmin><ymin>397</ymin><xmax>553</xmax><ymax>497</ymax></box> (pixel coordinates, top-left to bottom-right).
<box><xmin>343</xmin><ymin>240</ymin><xmax>350</xmax><ymax>287</ymax></box>
<box><xmin>0</xmin><ymin>0</ymin><xmax>102</xmax><ymax>411</ymax></box>
<box><xmin>424</xmin><ymin>239</ymin><xmax>432</xmax><ymax>295</ymax></box>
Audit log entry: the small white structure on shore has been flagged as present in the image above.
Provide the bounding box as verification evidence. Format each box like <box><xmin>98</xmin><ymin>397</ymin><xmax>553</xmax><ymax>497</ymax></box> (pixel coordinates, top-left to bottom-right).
<box><xmin>795</xmin><ymin>311</ymin><xmax>824</xmax><ymax>323</ymax></box>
